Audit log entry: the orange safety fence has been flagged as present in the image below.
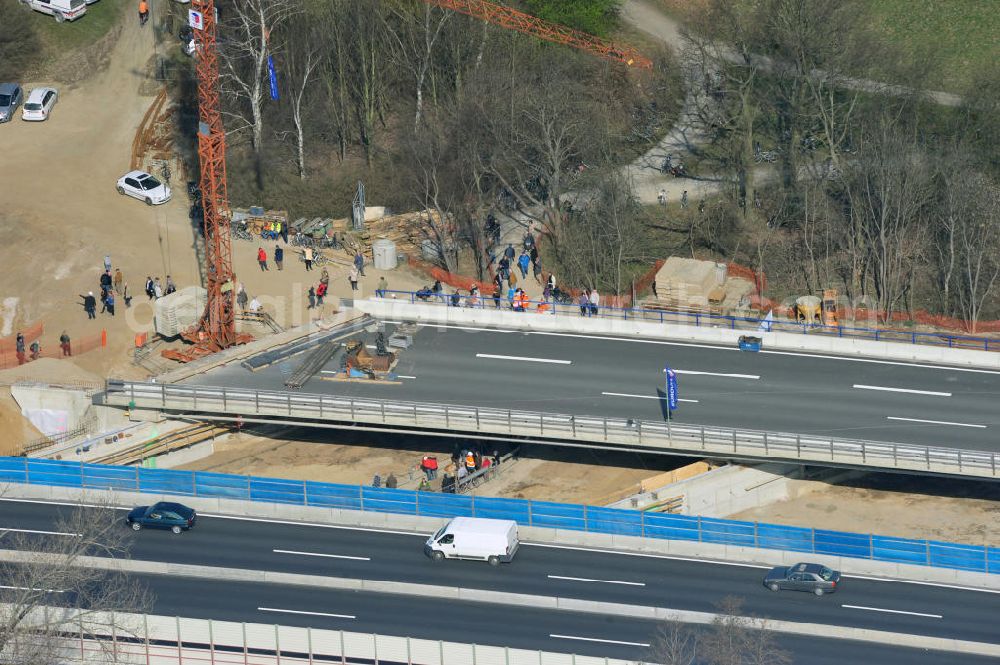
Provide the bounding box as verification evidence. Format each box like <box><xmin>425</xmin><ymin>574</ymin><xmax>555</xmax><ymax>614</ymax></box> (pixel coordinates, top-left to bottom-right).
<box><xmin>0</xmin><ymin>330</ymin><xmax>107</xmax><ymax>369</ymax></box>
<box><xmin>406</xmin><ymin>255</ymin><xmax>494</xmax><ymax>294</ymax></box>
<box><xmin>0</xmin><ymin>322</ymin><xmax>44</xmax><ymax>353</ymax></box>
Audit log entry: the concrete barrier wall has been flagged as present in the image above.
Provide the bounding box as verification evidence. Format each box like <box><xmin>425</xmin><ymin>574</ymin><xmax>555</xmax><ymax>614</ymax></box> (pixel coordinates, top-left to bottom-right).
<box><xmin>4</xmin><ymin>482</ymin><xmax>995</xmax><ymax>592</ymax></box>
<box><xmin>353</xmin><ymin>300</ymin><xmax>1000</xmax><ymax>369</ymax></box>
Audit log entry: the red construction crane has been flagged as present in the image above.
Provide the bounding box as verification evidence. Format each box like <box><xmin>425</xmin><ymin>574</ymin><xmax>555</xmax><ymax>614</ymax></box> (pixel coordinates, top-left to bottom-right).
<box><xmin>164</xmin><ymin>0</ymin><xmax>251</xmax><ymax>362</ymax></box>
<box><xmin>424</xmin><ymin>0</ymin><xmax>653</xmax><ymax>69</ymax></box>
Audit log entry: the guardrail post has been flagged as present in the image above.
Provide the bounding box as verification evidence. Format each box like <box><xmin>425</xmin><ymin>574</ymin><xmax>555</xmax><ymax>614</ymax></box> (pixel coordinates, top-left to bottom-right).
<box><xmin>811</xmin><ymin>529</ymin><xmax>816</xmax><ymax>554</ymax></box>
<box><xmin>796</xmin><ymin>435</ymin><xmax>801</xmax><ymax>459</ymax></box>
<box><xmin>475</xmin><ymin>408</ymin><xmax>480</xmax><ymax>430</ymax></box>
<box><xmin>925</xmin><ymin>448</ymin><xmax>930</xmax><ymax>470</ymax></box>
<box><xmin>571</xmin><ymin>416</ymin><xmax>576</xmax><ymax>438</ymax></box>
<box><xmin>380</xmin><ymin>401</ymin><xmax>386</xmax><ymax>423</ymax></box>
<box><xmin>763</xmin><ymin>432</ymin><xmax>769</xmax><ymax>455</ymax></box>
<box><xmin>358</xmin><ymin>485</ymin><xmax>364</xmax><ymax>512</ymax></box>
<box><xmin>641</xmin><ymin>510</ymin><xmax>646</xmax><ymax>537</ymax></box>
<box><xmin>603</xmin><ymin>418</ymin><xmax>608</xmax><ymax>440</ymax></box>
<box><xmin>319</xmin><ymin>397</ymin><xmax>324</xmax><ymax>419</ymax></box>
<box><xmin>583</xmin><ymin>504</ymin><xmax>588</xmax><ymax>531</ymax></box>
<box><xmin>255</xmin><ymin>390</ymin><xmax>260</xmax><ymax>414</ymax></box>
<box><xmin>697</xmin><ymin>516</ymin><xmax>703</xmax><ymax>542</ymax></box>
<box><xmin>445</xmin><ymin>406</ymin><xmax>450</xmax><ymax>429</ymax></box>
<box><xmin>754</xmin><ymin>522</ymin><xmax>759</xmax><ymax>548</ymax></box>
<box><xmin>925</xmin><ymin>540</ymin><xmax>931</xmax><ymax>565</ymax></box>
<box><xmin>527</xmin><ymin>499</ymin><xmax>533</xmax><ymax>526</ymax></box>
<box><xmin>134</xmin><ymin>465</ymin><xmax>140</xmax><ymax>492</ymax></box>
<box><xmin>222</xmin><ymin>388</ymin><xmax>227</xmax><ymax>412</ymax></box>
<box><xmin>507</xmin><ymin>410</ymin><xmax>512</xmax><ymax>433</ymax></box>
<box><xmin>732</xmin><ymin>430</ymin><xmax>737</xmax><ymax>452</ymax></box>
<box><xmin>287</xmin><ymin>393</ymin><xmax>292</xmax><ymax>416</ymax></box>
<box><xmin>637</xmin><ymin>420</ymin><xmax>642</xmax><ymax>444</ymax></box>
<box><xmin>350</xmin><ymin>399</ymin><xmax>355</xmax><ymax>421</ymax></box>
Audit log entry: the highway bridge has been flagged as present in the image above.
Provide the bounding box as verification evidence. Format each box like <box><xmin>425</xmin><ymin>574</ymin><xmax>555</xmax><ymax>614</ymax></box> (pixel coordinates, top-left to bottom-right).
<box><xmin>104</xmin><ymin>320</ymin><xmax>1000</xmax><ymax>478</ymax></box>
<box><xmin>1</xmin><ymin>498</ymin><xmax>998</xmax><ymax>664</ymax></box>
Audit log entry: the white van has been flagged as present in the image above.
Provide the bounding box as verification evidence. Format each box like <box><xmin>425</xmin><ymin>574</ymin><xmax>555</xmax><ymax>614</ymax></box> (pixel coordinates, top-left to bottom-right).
<box><xmin>424</xmin><ymin>517</ymin><xmax>519</xmax><ymax>566</ymax></box>
<box><xmin>21</xmin><ymin>0</ymin><xmax>87</xmax><ymax>22</ymax></box>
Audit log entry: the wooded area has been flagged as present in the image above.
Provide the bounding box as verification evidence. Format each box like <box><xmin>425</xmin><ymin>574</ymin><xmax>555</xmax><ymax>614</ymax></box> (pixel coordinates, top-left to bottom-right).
<box><xmin>211</xmin><ymin>0</ymin><xmax>999</xmax><ymax>327</ymax></box>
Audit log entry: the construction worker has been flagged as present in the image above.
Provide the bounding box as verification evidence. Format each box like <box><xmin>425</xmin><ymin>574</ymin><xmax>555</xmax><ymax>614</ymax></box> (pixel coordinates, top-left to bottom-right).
<box><xmin>59</xmin><ymin>331</ymin><xmax>72</xmax><ymax>357</ymax></box>
<box><xmin>138</xmin><ymin>0</ymin><xmax>149</xmax><ymax>26</ymax></box>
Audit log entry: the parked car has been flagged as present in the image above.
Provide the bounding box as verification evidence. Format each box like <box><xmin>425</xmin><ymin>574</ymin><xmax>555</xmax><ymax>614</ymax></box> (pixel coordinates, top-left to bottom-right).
<box><xmin>0</xmin><ymin>83</ymin><xmax>23</xmax><ymax>123</ymax></box>
<box><xmin>117</xmin><ymin>170</ymin><xmax>172</xmax><ymax>205</ymax></box>
<box><xmin>126</xmin><ymin>502</ymin><xmax>196</xmax><ymax>534</ymax></box>
<box><xmin>20</xmin><ymin>0</ymin><xmax>87</xmax><ymax>22</ymax></box>
<box><xmin>764</xmin><ymin>562</ymin><xmax>841</xmax><ymax>596</ymax></box>
<box><xmin>22</xmin><ymin>87</ymin><xmax>58</xmax><ymax>122</ymax></box>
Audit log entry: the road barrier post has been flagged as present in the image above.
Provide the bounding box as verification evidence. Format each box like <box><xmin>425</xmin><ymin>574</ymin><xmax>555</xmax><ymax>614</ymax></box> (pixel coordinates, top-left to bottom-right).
<box><xmin>582</xmin><ymin>504</ymin><xmax>588</xmax><ymax>531</ymax></box>
<box><xmin>222</xmin><ymin>388</ymin><xmax>227</xmax><ymax>412</ymax></box>
<box><xmin>926</xmin><ymin>448</ymin><xmax>931</xmax><ymax>470</ymax></box>
<box><xmin>925</xmin><ymin>541</ymin><xmax>931</xmax><ymax>566</ymax></box>
<box><xmin>255</xmin><ymin>390</ymin><xmax>259</xmax><ymax>414</ymax></box>
<box><xmin>287</xmin><ymin>393</ymin><xmax>292</xmax><ymax>416</ymax></box>
<box><xmin>380</xmin><ymin>401</ymin><xmax>386</xmax><ymax>422</ymax></box>
<box><xmin>796</xmin><ymin>435</ymin><xmax>801</xmax><ymax>458</ymax></box>
<box><xmin>475</xmin><ymin>407</ymin><xmax>480</xmax><ymax>430</ymax></box>
<box><xmin>763</xmin><ymin>432</ymin><xmax>768</xmax><ymax>455</ymax></box>
<box><xmin>527</xmin><ymin>499</ymin><xmax>533</xmax><ymax>526</ymax></box>
<box><xmin>641</xmin><ymin>509</ymin><xmax>646</xmax><ymax>537</ymax></box>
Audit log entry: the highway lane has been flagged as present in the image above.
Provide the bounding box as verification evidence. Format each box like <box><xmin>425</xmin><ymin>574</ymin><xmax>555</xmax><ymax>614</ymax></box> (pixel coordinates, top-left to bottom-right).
<box><xmin>3</xmin><ymin>500</ymin><xmax>997</xmax><ymax>645</ymax></box>
<box><xmin>17</xmin><ymin>572</ymin><xmax>995</xmax><ymax>665</ymax></box>
<box><xmin>184</xmin><ymin>324</ymin><xmax>1000</xmax><ymax>450</ymax></box>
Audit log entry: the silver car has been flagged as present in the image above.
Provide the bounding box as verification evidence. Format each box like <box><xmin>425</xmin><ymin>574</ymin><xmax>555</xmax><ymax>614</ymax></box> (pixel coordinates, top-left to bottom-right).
<box><xmin>764</xmin><ymin>562</ymin><xmax>841</xmax><ymax>596</ymax></box>
<box><xmin>0</xmin><ymin>83</ymin><xmax>23</xmax><ymax>123</ymax></box>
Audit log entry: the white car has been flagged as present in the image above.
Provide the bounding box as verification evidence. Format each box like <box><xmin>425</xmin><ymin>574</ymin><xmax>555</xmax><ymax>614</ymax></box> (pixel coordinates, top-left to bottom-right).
<box><xmin>117</xmin><ymin>170</ymin><xmax>172</xmax><ymax>206</ymax></box>
<box><xmin>20</xmin><ymin>0</ymin><xmax>87</xmax><ymax>22</ymax></box>
<box><xmin>22</xmin><ymin>87</ymin><xmax>58</xmax><ymax>121</ymax></box>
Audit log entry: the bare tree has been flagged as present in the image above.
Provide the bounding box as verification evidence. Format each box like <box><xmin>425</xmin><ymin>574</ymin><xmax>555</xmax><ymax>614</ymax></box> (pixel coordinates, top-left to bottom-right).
<box><xmin>0</xmin><ymin>498</ymin><xmax>151</xmax><ymax>665</ymax></box>
<box><xmin>279</xmin><ymin>12</ymin><xmax>320</xmax><ymax>179</ymax></box>
<box><xmin>646</xmin><ymin>620</ymin><xmax>698</xmax><ymax>665</ymax></box>
<box><xmin>220</xmin><ymin>0</ymin><xmax>300</xmax><ymax>180</ymax></box>
<box><xmin>701</xmin><ymin>597</ymin><xmax>791</xmax><ymax>665</ymax></box>
<box><xmin>953</xmin><ymin>174</ymin><xmax>1000</xmax><ymax>331</ymax></box>
<box><xmin>386</xmin><ymin>1</ymin><xmax>451</xmax><ymax>130</ymax></box>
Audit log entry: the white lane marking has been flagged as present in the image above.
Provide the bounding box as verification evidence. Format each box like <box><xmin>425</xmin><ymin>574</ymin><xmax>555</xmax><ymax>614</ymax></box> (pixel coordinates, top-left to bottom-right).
<box><xmin>0</xmin><ymin>585</ymin><xmax>65</xmax><ymax>593</ymax></box>
<box><xmin>505</xmin><ymin>328</ymin><xmax>1000</xmax><ymax>375</ymax></box>
<box><xmin>550</xmin><ymin>634</ymin><xmax>650</xmax><ymax>648</ymax></box>
<box><xmin>476</xmin><ymin>353</ymin><xmax>571</xmax><ymax>365</ymax></box>
<box><xmin>886</xmin><ymin>416</ymin><xmax>986</xmax><ymax>429</ymax></box>
<box><xmin>854</xmin><ymin>384</ymin><xmax>952</xmax><ymax>397</ymax></box>
<box><xmin>0</xmin><ymin>527</ymin><xmax>81</xmax><ymax>537</ymax></box>
<box><xmin>524</xmin><ymin>543</ymin><xmax>770</xmax><ymax>570</ymax></box>
<box><xmin>274</xmin><ymin>548</ymin><xmax>370</xmax><ymax>561</ymax></box>
<box><xmin>842</xmin><ymin>604</ymin><xmax>942</xmax><ymax>619</ymax></box>
<box><xmin>258</xmin><ymin>607</ymin><xmax>355</xmax><ymax>620</ymax></box>
<box><xmin>601</xmin><ymin>391</ymin><xmax>699</xmax><ymax>403</ymax></box>
<box><xmin>844</xmin><ymin>575</ymin><xmax>1000</xmax><ymax>595</ymax></box>
<box><xmin>422</xmin><ymin>324</ymin><xmax>515</xmax><ymax>334</ymax></box>
<box><xmin>673</xmin><ymin>369</ymin><xmax>759</xmax><ymax>380</ymax></box>
<box><xmin>548</xmin><ymin>574</ymin><xmax>646</xmax><ymax>587</ymax></box>
<box><xmin>396</xmin><ymin>375</ymin><xmax>417</xmax><ymax>379</ymax></box>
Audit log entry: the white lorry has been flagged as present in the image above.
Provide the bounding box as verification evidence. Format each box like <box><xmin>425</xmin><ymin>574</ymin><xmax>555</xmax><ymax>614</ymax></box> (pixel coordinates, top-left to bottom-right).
<box><xmin>424</xmin><ymin>517</ymin><xmax>519</xmax><ymax>566</ymax></box>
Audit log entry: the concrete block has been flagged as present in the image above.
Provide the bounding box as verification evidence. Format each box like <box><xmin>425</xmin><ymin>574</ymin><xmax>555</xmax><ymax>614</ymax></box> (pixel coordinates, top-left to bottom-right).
<box><xmin>556</xmin><ymin>597</ymin><xmax>659</xmax><ymax>619</ymax></box>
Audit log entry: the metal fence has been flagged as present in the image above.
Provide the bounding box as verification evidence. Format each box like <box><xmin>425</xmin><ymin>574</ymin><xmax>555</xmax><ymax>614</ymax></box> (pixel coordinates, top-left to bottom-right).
<box><xmin>104</xmin><ymin>381</ymin><xmax>1000</xmax><ymax>479</ymax></box>
<box><xmin>1</xmin><ymin>457</ymin><xmax>996</xmax><ymax>574</ymax></box>
<box><xmin>28</xmin><ymin>608</ymin><xmax>636</xmax><ymax>665</ymax></box>
<box><xmin>380</xmin><ymin>290</ymin><xmax>1000</xmax><ymax>352</ymax></box>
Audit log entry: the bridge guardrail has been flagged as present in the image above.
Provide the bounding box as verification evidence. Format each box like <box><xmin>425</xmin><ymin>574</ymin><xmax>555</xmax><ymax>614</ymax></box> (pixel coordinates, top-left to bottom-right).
<box><xmin>105</xmin><ymin>381</ymin><xmax>1000</xmax><ymax>479</ymax></box>
<box><xmin>0</xmin><ymin>457</ymin><xmax>996</xmax><ymax>575</ymax></box>
<box><xmin>377</xmin><ymin>290</ymin><xmax>1000</xmax><ymax>352</ymax></box>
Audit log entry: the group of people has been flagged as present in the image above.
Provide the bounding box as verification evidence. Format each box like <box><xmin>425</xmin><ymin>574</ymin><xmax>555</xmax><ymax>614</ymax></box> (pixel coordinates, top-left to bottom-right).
<box><xmin>256</xmin><ymin>245</ymin><xmax>285</xmax><ymax>271</ymax></box>
<box><xmin>81</xmin><ymin>258</ymin><xmax>139</xmax><ymax>319</ymax></box>
<box><xmin>144</xmin><ymin>274</ymin><xmax>176</xmax><ymax>300</ymax></box>
<box><xmin>306</xmin><ymin>267</ymin><xmax>332</xmax><ymax>309</ymax></box>
<box><xmin>10</xmin><ymin>330</ymin><xmax>72</xmax><ymax>365</ymax></box>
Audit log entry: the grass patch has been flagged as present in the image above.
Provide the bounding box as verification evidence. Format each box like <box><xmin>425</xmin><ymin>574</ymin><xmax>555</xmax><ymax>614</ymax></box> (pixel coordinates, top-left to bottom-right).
<box><xmin>31</xmin><ymin>0</ymin><xmax>126</xmax><ymax>53</ymax></box>
<box><xmin>867</xmin><ymin>0</ymin><xmax>999</xmax><ymax>93</ymax></box>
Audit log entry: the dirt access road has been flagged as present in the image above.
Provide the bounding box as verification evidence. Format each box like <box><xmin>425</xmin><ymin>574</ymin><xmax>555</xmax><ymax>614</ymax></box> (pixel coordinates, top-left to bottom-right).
<box><xmin>0</xmin><ymin>12</ymin><xmax>201</xmax><ymax>379</ymax></box>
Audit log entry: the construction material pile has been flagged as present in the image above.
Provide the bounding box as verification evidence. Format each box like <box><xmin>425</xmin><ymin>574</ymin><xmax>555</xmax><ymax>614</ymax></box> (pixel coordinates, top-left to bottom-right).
<box><xmin>646</xmin><ymin>257</ymin><xmax>755</xmax><ymax>315</ymax></box>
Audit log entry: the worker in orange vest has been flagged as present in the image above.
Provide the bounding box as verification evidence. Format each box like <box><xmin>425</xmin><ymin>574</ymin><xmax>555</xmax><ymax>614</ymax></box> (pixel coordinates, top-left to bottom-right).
<box><xmin>138</xmin><ymin>0</ymin><xmax>149</xmax><ymax>26</ymax></box>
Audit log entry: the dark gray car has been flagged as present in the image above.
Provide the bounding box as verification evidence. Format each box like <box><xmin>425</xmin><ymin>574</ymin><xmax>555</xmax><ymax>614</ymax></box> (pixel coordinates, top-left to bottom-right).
<box><xmin>0</xmin><ymin>83</ymin><xmax>23</xmax><ymax>123</ymax></box>
<box><xmin>764</xmin><ymin>562</ymin><xmax>841</xmax><ymax>596</ymax></box>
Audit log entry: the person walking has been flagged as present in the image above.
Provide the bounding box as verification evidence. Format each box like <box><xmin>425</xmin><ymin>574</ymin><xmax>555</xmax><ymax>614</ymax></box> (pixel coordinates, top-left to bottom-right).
<box><xmin>138</xmin><ymin>0</ymin><xmax>149</xmax><ymax>26</ymax></box>
<box><xmin>533</xmin><ymin>256</ymin><xmax>543</xmax><ymax>283</ymax></box>
<box><xmin>354</xmin><ymin>251</ymin><xmax>366</xmax><ymax>277</ymax></box>
<box><xmin>681</xmin><ymin>190</ymin><xmax>689</xmax><ymax>209</ymax></box>
<box><xmin>257</xmin><ymin>247</ymin><xmax>268</xmax><ymax>271</ymax></box>
<box><xmin>123</xmin><ymin>283</ymin><xmax>133</xmax><ymax>308</ymax></box>
<box><xmin>15</xmin><ymin>333</ymin><xmax>26</xmax><ymax>365</ymax></box>
<box><xmin>517</xmin><ymin>251</ymin><xmax>530</xmax><ymax>279</ymax></box>
<box><xmin>320</xmin><ymin>266</ymin><xmax>330</xmax><ymax>287</ymax></box>
<box><xmin>274</xmin><ymin>245</ymin><xmax>284</xmax><ymax>271</ymax></box>
<box><xmin>100</xmin><ymin>270</ymin><xmax>112</xmax><ymax>293</ymax></box>
<box><xmin>113</xmin><ymin>268</ymin><xmax>123</xmax><ymax>295</ymax></box>
<box><xmin>529</xmin><ymin>245</ymin><xmax>539</xmax><ymax>270</ymax></box>
<box><xmin>578</xmin><ymin>290</ymin><xmax>590</xmax><ymax>316</ymax></box>
<box><xmin>658</xmin><ymin>189</ymin><xmax>667</xmax><ymax>206</ymax></box>
<box><xmin>349</xmin><ymin>267</ymin><xmax>359</xmax><ymax>291</ymax></box>
<box><xmin>145</xmin><ymin>276</ymin><xmax>155</xmax><ymax>300</ymax></box>
<box><xmin>303</xmin><ymin>246</ymin><xmax>314</xmax><ymax>271</ymax></box>
<box><xmin>236</xmin><ymin>284</ymin><xmax>249</xmax><ymax>312</ymax></box>
<box><xmin>376</xmin><ymin>276</ymin><xmax>388</xmax><ymax>298</ymax></box>
<box><xmin>153</xmin><ymin>277</ymin><xmax>163</xmax><ymax>299</ymax></box>
<box><xmin>315</xmin><ymin>280</ymin><xmax>327</xmax><ymax>305</ymax></box>
<box><xmin>165</xmin><ymin>275</ymin><xmax>176</xmax><ymax>295</ymax></box>
<box><xmin>492</xmin><ymin>287</ymin><xmax>502</xmax><ymax>309</ymax></box>
<box><xmin>307</xmin><ymin>285</ymin><xmax>316</xmax><ymax>309</ymax></box>
<box><xmin>99</xmin><ymin>287</ymin><xmax>110</xmax><ymax>314</ymax></box>
<box><xmin>503</xmin><ymin>243</ymin><xmax>515</xmax><ymax>263</ymax></box>
<box><xmin>589</xmin><ymin>287</ymin><xmax>600</xmax><ymax>316</ymax></box>
<box><xmin>59</xmin><ymin>331</ymin><xmax>72</xmax><ymax>357</ymax></box>
<box><xmin>385</xmin><ymin>472</ymin><xmax>398</xmax><ymax>489</ymax></box>
<box><xmin>546</xmin><ymin>273</ymin><xmax>556</xmax><ymax>292</ymax></box>
<box><xmin>105</xmin><ymin>290</ymin><xmax>116</xmax><ymax>316</ymax></box>
<box><xmin>104</xmin><ymin>255</ymin><xmax>113</xmax><ymax>273</ymax></box>
<box><xmin>82</xmin><ymin>292</ymin><xmax>97</xmax><ymax>319</ymax></box>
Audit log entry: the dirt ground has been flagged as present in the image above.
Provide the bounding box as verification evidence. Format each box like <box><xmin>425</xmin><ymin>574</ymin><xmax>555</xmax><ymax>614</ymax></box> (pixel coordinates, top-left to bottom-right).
<box><xmin>730</xmin><ymin>474</ymin><xmax>1000</xmax><ymax>545</ymax></box>
<box><xmin>177</xmin><ymin>428</ymin><xmax>669</xmax><ymax>505</ymax></box>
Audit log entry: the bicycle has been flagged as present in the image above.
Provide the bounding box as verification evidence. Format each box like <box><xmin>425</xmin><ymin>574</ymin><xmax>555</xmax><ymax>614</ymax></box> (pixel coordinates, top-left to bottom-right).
<box><xmin>231</xmin><ymin>223</ymin><xmax>253</xmax><ymax>242</ymax></box>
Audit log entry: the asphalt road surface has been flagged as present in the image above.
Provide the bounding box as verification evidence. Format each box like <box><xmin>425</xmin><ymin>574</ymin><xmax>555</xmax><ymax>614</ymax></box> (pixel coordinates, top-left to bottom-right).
<box><xmin>2</xmin><ymin>499</ymin><xmax>997</xmax><ymax>660</ymax></box>
<box><xmin>185</xmin><ymin>323</ymin><xmax>1000</xmax><ymax>451</ymax></box>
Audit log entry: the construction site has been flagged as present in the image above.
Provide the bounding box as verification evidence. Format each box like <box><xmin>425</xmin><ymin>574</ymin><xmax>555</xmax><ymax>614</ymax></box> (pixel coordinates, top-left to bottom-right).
<box><xmin>2</xmin><ymin>0</ymin><xmax>999</xmax><ymax>552</ymax></box>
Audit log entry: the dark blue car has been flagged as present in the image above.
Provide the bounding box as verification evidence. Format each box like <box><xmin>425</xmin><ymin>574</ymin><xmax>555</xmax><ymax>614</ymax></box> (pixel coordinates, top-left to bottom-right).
<box><xmin>126</xmin><ymin>502</ymin><xmax>196</xmax><ymax>534</ymax></box>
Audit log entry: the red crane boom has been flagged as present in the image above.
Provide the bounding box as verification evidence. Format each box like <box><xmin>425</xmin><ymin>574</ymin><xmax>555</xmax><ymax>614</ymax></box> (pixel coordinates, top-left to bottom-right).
<box><xmin>163</xmin><ymin>0</ymin><xmax>250</xmax><ymax>362</ymax></box>
<box><xmin>425</xmin><ymin>0</ymin><xmax>653</xmax><ymax>69</ymax></box>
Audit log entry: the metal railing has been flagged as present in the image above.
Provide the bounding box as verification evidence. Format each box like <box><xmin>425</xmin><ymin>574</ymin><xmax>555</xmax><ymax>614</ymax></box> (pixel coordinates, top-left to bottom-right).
<box><xmin>104</xmin><ymin>380</ymin><xmax>1000</xmax><ymax>479</ymax></box>
<box><xmin>377</xmin><ymin>289</ymin><xmax>1000</xmax><ymax>352</ymax></box>
<box><xmin>24</xmin><ymin>608</ymin><xmax>635</xmax><ymax>665</ymax></box>
<box><xmin>1</xmin><ymin>457</ymin><xmax>997</xmax><ymax>574</ymax></box>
